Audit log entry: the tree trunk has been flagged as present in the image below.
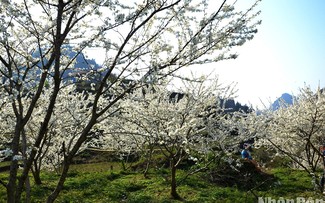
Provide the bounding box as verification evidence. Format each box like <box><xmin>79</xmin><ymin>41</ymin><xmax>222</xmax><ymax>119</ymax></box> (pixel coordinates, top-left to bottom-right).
<box><xmin>143</xmin><ymin>148</ymin><xmax>153</xmax><ymax>178</ymax></box>
<box><xmin>24</xmin><ymin>177</ymin><xmax>31</xmax><ymax>203</ymax></box>
<box><xmin>121</xmin><ymin>159</ymin><xmax>126</xmax><ymax>171</ymax></box>
<box><xmin>170</xmin><ymin>159</ymin><xmax>181</xmax><ymax>200</ymax></box>
<box><xmin>143</xmin><ymin>161</ymin><xmax>150</xmax><ymax>179</ymax></box>
<box><xmin>21</xmin><ymin>129</ymin><xmax>31</xmax><ymax>203</ymax></box>
<box><xmin>7</xmin><ymin>122</ymin><xmax>23</xmax><ymax>203</ymax></box>
<box><xmin>7</xmin><ymin>161</ymin><xmax>18</xmax><ymax>203</ymax></box>
<box><xmin>32</xmin><ymin>166</ymin><xmax>42</xmax><ymax>185</ymax></box>
<box><xmin>46</xmin><ymin>158</ymin><xmax>70</xmax><ymax>203</ymax></box>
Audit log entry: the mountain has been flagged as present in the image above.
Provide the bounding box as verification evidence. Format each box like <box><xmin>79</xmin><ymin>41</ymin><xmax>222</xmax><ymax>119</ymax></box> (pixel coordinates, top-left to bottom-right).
<box><xmin>220</xmin><ymin>98</ymin><xmax>252</xmax><ymax>113</ymax></box>
<box><xmin>59</xmin><ymin>46</ymin><xmax>102</xmax><ymax>83</ymax></box>
<box><xmin>32</xmin><ymin>45</ymin><xmax>103</xmax><ymax>81</ymax></box>
<box><xmin>271</xmin><ymin>93</ymin><xmax>294</xmax><ymax>110</ymax></box>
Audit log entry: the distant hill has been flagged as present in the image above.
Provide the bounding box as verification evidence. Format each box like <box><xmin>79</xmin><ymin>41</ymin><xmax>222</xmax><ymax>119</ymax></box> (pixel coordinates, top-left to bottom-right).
<box><xmin>271</xmin><ymin>93</ymin><xmax>294</xmax><ymax>110</ymax></box>
<box><xmin>220</xmin><ymin>98</ymin><xmax>252</xmax><ymax>113</ymax></box>
<box><xmin>32</xmin><ymin>45</ymin><xmax>103</xmax><ymax>82</ymax></box>
<box><xmin>60</xmin><ymin>46</ymin><xmax>102</xmax><ymax>83</ymax></box>
<box><xmin>1</xmin><ymin>46</ymin><xmax>104</xmax><ymax>93</ymax></box>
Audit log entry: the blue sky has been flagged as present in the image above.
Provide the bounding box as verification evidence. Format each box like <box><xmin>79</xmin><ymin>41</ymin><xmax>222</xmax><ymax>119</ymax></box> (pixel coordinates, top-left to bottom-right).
<box><xmin>211</xmin><ymin>0</ymin><xmax>325</xmax><ymax>108</ymax></box>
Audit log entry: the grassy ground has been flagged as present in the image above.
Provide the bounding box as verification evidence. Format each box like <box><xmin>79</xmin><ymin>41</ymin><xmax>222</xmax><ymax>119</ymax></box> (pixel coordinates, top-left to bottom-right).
<box><xmin>0</xmin><ymin>162</ymin><xmax>323</xmax><ymax>203</ymax></box>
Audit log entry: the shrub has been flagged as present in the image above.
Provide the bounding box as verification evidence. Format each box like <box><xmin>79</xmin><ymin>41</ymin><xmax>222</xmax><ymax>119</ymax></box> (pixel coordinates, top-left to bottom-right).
<box><xmin>204</xmin><ymin>159</ymin><xmax>275</xmax><ymax>190</ymax></box>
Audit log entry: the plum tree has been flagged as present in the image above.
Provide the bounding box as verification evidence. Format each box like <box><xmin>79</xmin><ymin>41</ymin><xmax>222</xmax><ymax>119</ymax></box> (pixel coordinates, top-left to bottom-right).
<box><xmin>0</xmin><ymin>0</ymin><xmax>261</xmax><ymax>202</ymax></box>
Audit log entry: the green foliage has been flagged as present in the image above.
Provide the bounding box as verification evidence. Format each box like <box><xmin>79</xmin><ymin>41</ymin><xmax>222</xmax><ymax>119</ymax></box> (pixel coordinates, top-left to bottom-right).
<box><xmin>253</xmin><ymin>147</ymin><xmax>292</xmax><ymax>168</ymax></box>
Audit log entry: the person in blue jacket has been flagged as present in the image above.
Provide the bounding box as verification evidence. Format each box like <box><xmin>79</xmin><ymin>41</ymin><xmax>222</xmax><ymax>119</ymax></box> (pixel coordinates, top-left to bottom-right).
<box><xmin>241</xmin><ymin>143</ymin><xmax>260</xmax><ymax>171</ymax></box>
<box><xmin>241</xmin><ymin>143</ymin><xmax>252</xmax><ymax>160</ymax></box>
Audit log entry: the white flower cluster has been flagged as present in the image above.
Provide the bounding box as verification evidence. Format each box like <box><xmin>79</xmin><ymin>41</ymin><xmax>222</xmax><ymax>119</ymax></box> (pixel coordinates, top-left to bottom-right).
<box><xmin>0</xmin><ymin>148</ymin><xmax>13</xmax><ymax>162</ymax></box>
<box><xmin>244</xmin><ymin>86</ymin><xmax>325</xmax><ymax>174</ymax></box>
<box><xmin>99</xmin><ymin>76</ymin><xmax>242</xmax><ymax>167</ymax></box>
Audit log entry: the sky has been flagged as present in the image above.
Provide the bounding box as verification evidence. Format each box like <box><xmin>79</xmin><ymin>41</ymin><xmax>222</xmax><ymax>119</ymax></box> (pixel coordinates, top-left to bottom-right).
<box><xmin>200</xmin><ymin>0</ymin><xmax>325</xmax><ymax>108</ymax></box>
<box><xmin>85</xmin><ymin>0</ymin><xmax>325</xmax><ymax>109</ymax></box>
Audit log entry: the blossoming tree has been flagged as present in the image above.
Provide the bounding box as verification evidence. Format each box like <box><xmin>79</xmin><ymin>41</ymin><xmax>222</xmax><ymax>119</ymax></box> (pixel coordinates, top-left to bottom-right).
<box><xmin>100</xmin><ymin>77</ymin><xmax>243</xmax><ymax>199</ymax></box>
<box><xmin>250</xmin><ymin>87</ymin><xmax>325</xmax><ymax>191</ymax></box>
<box><xmin>0</xmin><ymin>0</ymin><xmax>261</xmax><ymax>202</ymax></box>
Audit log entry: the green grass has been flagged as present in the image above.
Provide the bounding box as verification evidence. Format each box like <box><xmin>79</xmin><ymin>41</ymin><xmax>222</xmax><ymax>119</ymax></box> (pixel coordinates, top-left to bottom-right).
<box><xmin>0</xmin><ymin>161</ymin><xmax>9</xmax><ymax>168</ymax></box>
<box><xmin>262</xmin><ymin>168</ymin><xmax>320</xmax><ymax>199</ymax></box>
<box><xmin>0</xmin><ymin>164</ymin><xmax>323</xmax><ymax>202</ymax></box>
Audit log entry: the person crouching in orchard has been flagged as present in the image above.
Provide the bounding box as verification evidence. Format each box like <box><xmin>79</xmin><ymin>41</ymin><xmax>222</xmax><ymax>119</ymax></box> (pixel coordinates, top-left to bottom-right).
<box><xmin>241</xmin><ymin>143</ymin><xmax>252</xmax><ymax>160</ymax></box>
<box><xmin>241</xmin><ymin>143</ymin><xmax>260</xmax><ymax>170</ymax></box>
